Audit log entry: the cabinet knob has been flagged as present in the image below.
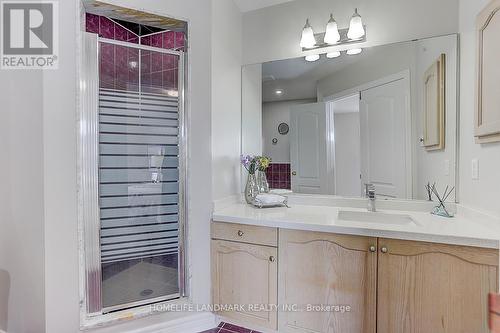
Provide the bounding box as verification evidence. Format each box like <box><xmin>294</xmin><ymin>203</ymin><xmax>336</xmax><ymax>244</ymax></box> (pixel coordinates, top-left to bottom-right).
<box><xmin>237</xmin><ymin>230</ymin><xmax>244</xmax><ymax>237</ymax></box>
<box><xmin>292</xmin><ymin>171</ymin><xmax>297</xmax><ymax>176</ymax></box>
<box><xmin>381</xmin><ymin>246</ymin><xmax>388</xmax><ymax>253</ymax></box>
<box><xmin>369</xmin><ymin>245</ymin><xmax>376</xmax><ymax>252</ymax></box>
<box><xmin>269</xmin><ymin>256</ymin><xmax>276</xmax><ymax>262</ymax></box>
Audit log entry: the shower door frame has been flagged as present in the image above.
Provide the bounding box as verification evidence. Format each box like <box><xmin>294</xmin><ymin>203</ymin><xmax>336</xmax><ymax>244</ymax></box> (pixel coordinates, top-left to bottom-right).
<box><xmin>78</xmin><ymin>31</ymin><xmax>188</xmax><ymax>323</ymax></box>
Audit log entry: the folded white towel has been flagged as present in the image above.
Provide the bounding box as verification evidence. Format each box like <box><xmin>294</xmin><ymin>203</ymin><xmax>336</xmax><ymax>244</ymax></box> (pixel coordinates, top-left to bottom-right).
<box><xmin>269</xmin><ymin>189</ymin><xmax>293</xmax><ymax>195</ymax></box>
<box><xmin>255</xmin><ymin>194</ymin><xmax>287</xmax><ymax>205</ymax></box>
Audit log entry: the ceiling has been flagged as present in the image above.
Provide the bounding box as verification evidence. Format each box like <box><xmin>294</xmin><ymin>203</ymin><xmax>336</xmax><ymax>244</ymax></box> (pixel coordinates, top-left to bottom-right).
<box><xmin>262</xmin><ymin>55</ymin><xmax>361</xmax><ymax>82</ymax></box>
<box><xmin>262</xmin><ymin>52</ymin><xmax>366</xmax><ymax>102</ymax></box>
<box><xmin>233</xmin><ymin>0</ymin><xmax>295</xmax><ymax>13</ymax></box>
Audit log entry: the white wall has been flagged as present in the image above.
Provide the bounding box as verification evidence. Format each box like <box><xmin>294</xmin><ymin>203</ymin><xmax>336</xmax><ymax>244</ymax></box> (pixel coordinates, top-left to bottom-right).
<box><xmin>414</xmin><ymin>35</ymin><xmax>458</xmax><ymax>200</ymax></box>
<box><xmin>334</xmin><ymin>112</ymin><xmax>362</xmax><ymax>197</ymax></box>
<box><xmin>242</xmin><ymin>0</ymin><xmax>459</xmax><ymax>64</ymax></box>
<box><xmin>41</xmin><ymin>0</ymin><xmax>213</xmax><ymax>332</ymax></box>
<box><xmin>0</xmin><ymin>70</ymin><xmax>45</xmax><ymax>332</ymax></box>
<box><xmin>211</xmin><ymin>0</ymin><xmax>243</xmax><ymax>200</ymax></box>
<box><xmin>262</xmin><ymin>99</ymin><xmax>316</xmax><ymax>163</ymax></box>
<box><xmin>458</xmin><ymin>0</ymin><xmax>500</xmax><ymax>217</ymax></box>
<box><xmin>0</xmin><ymin>92</ymin><xmax>7</xmax><ymax>330</ymax></box>
<box><xmin>42</xmin><ymin>1</ymin><xmax>79</xmax><ymax>331</ymax></box>
<box><xmin>241</xmin><ymin>64</ymin><xmax>263</xmax><ymax>156</ymax></box>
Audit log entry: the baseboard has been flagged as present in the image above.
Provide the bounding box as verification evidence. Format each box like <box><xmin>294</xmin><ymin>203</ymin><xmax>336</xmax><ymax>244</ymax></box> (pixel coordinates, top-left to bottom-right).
<box><xmin>126</xmin><ymin>312</ymin><xmax>216</xmax><ymax>333</ymax></box>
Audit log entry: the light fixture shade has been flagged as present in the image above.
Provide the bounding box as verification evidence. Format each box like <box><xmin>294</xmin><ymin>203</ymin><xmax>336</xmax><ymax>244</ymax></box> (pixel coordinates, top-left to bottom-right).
<box><xmin>326</xmin><ymin>51</ymin><xmax>341</xmax><ymax>58</ymax></box>
<box><xmin>305</xmin><ymin>54</ymin><xmax>320</xmax><ymax>62</ymax></box>
<box><xmin>347</xmin><ymin>8</ymin><xmax>365</xmax><ymax>40</ymax></box>
<box><xmin>324</xmin><ymin>14</ymin><xmax>340</xmax><ymax>44</ymax></box>
<box><xmin>346</xmin><ymin>48</ymin><xmax>363</xmax><ymax>55</ymax></box>
<box><xmin>300</xmin><ymin>19</ymin><xmax>316</xmax><ymax>49</ymax></box>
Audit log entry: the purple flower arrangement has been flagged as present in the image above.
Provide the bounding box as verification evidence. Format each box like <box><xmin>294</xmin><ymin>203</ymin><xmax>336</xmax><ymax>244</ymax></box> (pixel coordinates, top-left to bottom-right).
<box><xmin>240</xmin><ymin>155</ymin><xmax>272</xmax><ymax>175</ymax></box>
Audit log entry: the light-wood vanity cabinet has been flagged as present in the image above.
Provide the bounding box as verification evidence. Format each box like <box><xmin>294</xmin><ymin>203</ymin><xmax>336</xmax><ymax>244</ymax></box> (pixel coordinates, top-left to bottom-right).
<box><xmin>278</xmin><ymin>230</ymin><xmax>498</xmax><ymax>333</ymax></box>
<box><xmin>377</xmin><ymin>238</ymin><xmax>498</xmax><ymax>333</ymax></box>
<box><xmin>211</xmin><ymin>222</ymin><xmax>278</xmax><ymax>330</ymax></box>
<box><xmin>211</xmin><ymin>223</ymin><xmax>498</xmax><ymax>333</ymax></box>
<box><xmin>279</xmin><ymin>230</ymin><xmax>377</xmax><ymax>333</ymax></box>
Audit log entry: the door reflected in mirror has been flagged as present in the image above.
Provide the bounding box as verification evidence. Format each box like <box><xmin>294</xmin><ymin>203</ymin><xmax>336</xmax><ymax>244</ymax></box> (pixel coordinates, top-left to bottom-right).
<box><xmin>242</xmin><ymin>34</ymin><xmax>458</xmax><ymax>201</ymax></box>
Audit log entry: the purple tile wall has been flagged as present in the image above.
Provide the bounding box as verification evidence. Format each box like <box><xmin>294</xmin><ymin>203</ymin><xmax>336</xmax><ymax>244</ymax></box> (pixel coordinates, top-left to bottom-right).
<box><xmin>199</xmin><ymin>322</ymin><xmax>261</xmax><ymax>333</ymax></box>
<box><xmin>85</xmin><ymin>13</ymin><xmax>185</xmax><ymax>50</ymax></box>
<box><xmin>265</xmin><ymin>163</ymin><xmax>291</xmax><ymax>190</ymax></box>
<box><xmin>140</xmin><ymin>30</ymin><xmax>185</xmax><ymax>51</ymax></box>
<box><xmin>86</xmin><ymin>13</ymin><xmax>140</xmax><ymax>43</ymax></box>
<box><xmin>140</xmin><ymin>49</ymin><xmax>178</xmax><ymax>94</ymax></box>
<box><xmin>85</xmin><ymin>13</ymin><xmax>185</xmax><ymax>93</ymax></box>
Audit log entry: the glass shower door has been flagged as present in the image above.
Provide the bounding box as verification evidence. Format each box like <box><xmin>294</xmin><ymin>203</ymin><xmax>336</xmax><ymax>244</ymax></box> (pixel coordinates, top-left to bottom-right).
<box><xmin>97</xmin><ymin>40</ymin><xmax>184</xmax><ymax>312</ymax></box>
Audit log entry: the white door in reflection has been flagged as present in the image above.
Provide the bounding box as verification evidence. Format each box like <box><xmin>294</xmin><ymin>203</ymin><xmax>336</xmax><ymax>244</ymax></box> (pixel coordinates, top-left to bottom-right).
<box><xmin>360</xmin><ymin>78</ymin><xmax>411</xmax><ymax>199</ymax></box>
<box><xmin>289</xmin><ymin>102</ymin><xmax>333</xmax><ymax>194</ymax></box>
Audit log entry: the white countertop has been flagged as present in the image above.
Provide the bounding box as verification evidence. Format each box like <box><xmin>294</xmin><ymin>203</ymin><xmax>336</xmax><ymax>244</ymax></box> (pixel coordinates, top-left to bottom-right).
<box><xmin>213</xmin><ymin>202</ymin><xmax>500</xmax><ymax>249</ymax></box>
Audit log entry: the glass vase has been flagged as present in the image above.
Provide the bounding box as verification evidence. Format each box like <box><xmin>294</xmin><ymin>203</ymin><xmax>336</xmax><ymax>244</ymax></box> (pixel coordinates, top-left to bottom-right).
<box><xmin>256</xmin><ymin>170</ymin><xmax>270</xmax><ymax>194</ymax></box>
<box><xmin>244</xmin><ymin>173</ymin><xmax>259</xmax><ymax>204</ymax></box>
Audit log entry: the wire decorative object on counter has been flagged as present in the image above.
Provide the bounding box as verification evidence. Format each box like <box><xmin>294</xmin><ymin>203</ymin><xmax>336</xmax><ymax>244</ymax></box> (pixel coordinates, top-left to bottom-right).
<box><xmin>430</xmin><ymin>184</ymin><xmax>455</xmax><ymax>218</ymax></box>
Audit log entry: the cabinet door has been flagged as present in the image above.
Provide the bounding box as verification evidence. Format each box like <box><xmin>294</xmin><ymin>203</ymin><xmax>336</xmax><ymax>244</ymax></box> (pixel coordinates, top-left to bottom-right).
<box><xmin>475</xmin><ymin>0</ymin><xmax>500</xmax><ymax>143</ymax></box>
<box><xmin>279</xmin><ymin>230</ymin><xmax>377</xmax><ymax>333</ymax></box>
<box><xmin>212</xmin><ymin>239</ymin><xmax>277</xmax><ymax>330</ymax></box>
<box><xmin>377</xmin><ymin>238</ymin><xmax>499</xmax><ymax>333</ymax></box>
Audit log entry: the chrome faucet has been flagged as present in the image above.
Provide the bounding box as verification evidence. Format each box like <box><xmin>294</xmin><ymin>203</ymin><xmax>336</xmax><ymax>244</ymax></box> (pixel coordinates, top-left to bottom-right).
<box><xmin>365</xmin><ymin>183</ymin><xmax>376</xmax><ymax>212</ymax></box>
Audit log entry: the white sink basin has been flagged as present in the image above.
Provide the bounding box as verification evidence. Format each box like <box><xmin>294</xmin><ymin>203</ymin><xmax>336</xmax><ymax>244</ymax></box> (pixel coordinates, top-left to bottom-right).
<box><xmin>337</xmin><ymin>210</ymin><xmax>417</xmax><ymax>226</ymax></box>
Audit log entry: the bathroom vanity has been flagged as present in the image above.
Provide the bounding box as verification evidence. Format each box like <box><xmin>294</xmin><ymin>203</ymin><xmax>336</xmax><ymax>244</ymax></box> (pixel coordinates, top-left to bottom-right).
<box><xmin>211</xmin><ymin>201</ymin><xmax>500</xmax><ymax>333</ymax></box>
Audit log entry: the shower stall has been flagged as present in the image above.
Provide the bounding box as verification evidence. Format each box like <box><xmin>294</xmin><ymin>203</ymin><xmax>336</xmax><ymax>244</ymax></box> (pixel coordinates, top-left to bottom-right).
<box><xmin>79</xmin><ymin>12</ymin><xmax>187</xmax><ymax>316</ymax></box>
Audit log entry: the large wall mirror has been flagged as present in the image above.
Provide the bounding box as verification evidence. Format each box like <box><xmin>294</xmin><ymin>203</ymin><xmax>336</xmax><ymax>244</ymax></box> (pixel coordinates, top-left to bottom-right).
<box><xmin>241</xmin><ymin>34</ymin><xmax>459</xmax><ymax>201</ymax></box>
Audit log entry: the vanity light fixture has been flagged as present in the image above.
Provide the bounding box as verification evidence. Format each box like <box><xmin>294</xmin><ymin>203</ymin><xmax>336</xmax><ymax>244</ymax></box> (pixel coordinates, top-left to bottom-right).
<box><xmin>300</xmin><ymin>19</ymin><xmax>316</xmax><ymax>49</ymax></box>
<box><xmin>323</xmin><ymin>14</ymin><xmax>341</xmax><ymax>44</ymax></box>
<box><xmin>346</xmin><ymin>48</ymin><xmax>363</xmax><ymax>55</ymax></box>
<box><xmin>326</xmin><ymin>51</ymin><xmax>341</xmax><ymax>58</ymax></box>
<box><xmin>300</xmin><ymin>9</ymin><xmax>366</xmax><ymax>53</ymax></box>
<box><xmin>347</xmin><ymin>8</ymin><xmax>365</xmax><ymax>40</ymax></box>
<box><xmin>305</xmin><ymin>54</ymin><xmax>320</xmax><ymax>62</ymax></box>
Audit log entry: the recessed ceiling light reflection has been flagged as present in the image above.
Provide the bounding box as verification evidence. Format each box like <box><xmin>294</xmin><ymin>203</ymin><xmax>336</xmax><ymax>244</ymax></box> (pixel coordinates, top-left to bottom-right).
<box><xmin>305</xmin><ymin>54</ymin><xmax>320</xmax><ymax>62</ymax></box>
<box><xmin>326</xmin><ymin>51</ymin><xmax>341</xmax><ymax>58</ymax></box>
<box><xmin>346</xmin><ymin>48</ymin><xmax>362</xmax><ymax>55</ymax></box>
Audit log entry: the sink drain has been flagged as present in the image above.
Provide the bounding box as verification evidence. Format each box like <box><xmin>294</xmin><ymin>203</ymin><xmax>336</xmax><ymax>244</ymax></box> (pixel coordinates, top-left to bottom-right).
<box><xmin>140</xmin><ymin>289</ymin><xmax>154</xmax><ymax>297</ymax></box>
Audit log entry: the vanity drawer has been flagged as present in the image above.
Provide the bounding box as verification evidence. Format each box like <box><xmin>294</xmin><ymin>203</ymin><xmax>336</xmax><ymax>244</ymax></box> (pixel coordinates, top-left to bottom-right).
<box><xmin>211</xmin><ymin>221</ymin><xmax>277</xmax><ymax>247</ymax></box>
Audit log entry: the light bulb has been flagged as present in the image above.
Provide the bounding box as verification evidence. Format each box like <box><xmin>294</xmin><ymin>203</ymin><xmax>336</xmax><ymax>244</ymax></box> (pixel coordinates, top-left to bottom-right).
<box><xmin>324</xmin><ymin>14</ymin><xmax>341</xmax><ymax>44</ymax></box>
<box><xmin>305</xmin><ymin>54</ymin><xmax>320</xmax><ymax>62</ymax></box>
<box><xmin>346</xmin><ymin>48</ymin><xmax>362</xmax><ymax>55</ymax></box>
<box><xmin>300</xmin><ymin>19</ymin><xmax>317</xmax><ymax>49</ymax></box>
<box><xmin>347</xmin><ymin>8</ymin><xmax>365</xmax><ymax>40</ymax></box>
<box><xmin>326</xmin><ymin>51</ymin><xmax>341</xmax><ymax>58</ymax></box>
<box><xmin>275</xmin><ymin>89</ymin><xmax>284</xmax><ymax>95</ymax></box>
